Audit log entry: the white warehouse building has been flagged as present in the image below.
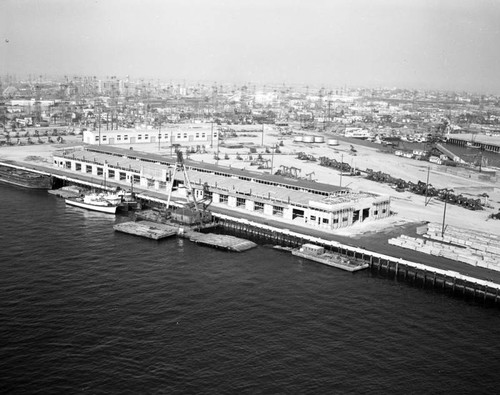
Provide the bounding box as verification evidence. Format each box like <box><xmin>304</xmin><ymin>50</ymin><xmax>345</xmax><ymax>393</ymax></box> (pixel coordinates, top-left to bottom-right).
<box><xmin>83</xmin><ymin>125</ymin><xmax>218</xmax><ymax>147</ymax></box>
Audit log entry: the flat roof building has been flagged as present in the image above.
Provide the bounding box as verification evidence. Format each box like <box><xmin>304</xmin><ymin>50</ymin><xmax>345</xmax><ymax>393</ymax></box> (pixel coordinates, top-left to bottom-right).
<box><xmin>83</xmin><ymin>125</ymin><xmax>218</xmax><ymax>147</ymax></box>
<box><xmin>53</xmin><ymin>145</ymin><xmax>391</xmax><ymax>231</ymax></box>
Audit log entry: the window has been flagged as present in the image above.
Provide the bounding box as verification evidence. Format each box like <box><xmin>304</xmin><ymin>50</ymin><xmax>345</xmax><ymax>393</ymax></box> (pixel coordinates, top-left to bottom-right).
<box><xmin>102</xmin><ymin>136</ymin><xmax>107</xmax><ymax>141</ymax></box>
<box><xmin>117</xmin><ymin>135</ymin><xmax>121</xmax><ymax>141</ymax></box>
<box><xmin>202</xmin><ymin>133</ymin><xmax>206</xmax><ymax>138</ymax></box>
<box><xmin>177</xmin><ymin>133</ymin><xmax>181</xmax><ymax>139</ymax></box>
<box><xmin>133</xmin><ymin>174</ymin><xmax>140</xmax><ymax>184</ymax></box>
<box><xmin>183</xmin><ymin>133</ymin><xmax>187</xmax><ymax>139</ymax></box>
<box><xmin>254</xmin><ymin>202</ymin><xmax>264</xmax><ymax>212</ymax></box>
<box><xmin>145</xmin><ymin>134</ymin><xmax>149</xmax><ymax>139</ymax></box>
<box><xmin>219</xmin><ymin>194</ymin><xmax>228</xmax><ymax>204</ymax></box>
<box><xmin>86</xmin><ymin>165</ymin><xmax>92</xmax><ymax>174</ymax></box>
<box><xmin>97</xmin><ymin>167</ymin><xmax>103</xmax><ymax>176</ymax></box>
<box><xmin>272</xmin><ymin>206</ymin><xmax>283</xmax><ymax>216</ymax></box>
<box><xmin>65</xmin><ymin>161</ymin><xmax>71</xmax><ymax>169</ymax></box>
<box><xmin>75</xmin><ymin>163</ymin><xmax>82</xmax><ymax>171</ymax></box>
<box><xmin>95</xmin><ymin>136</ymin><xmax>99</xmax><ymax>142</ymax></box>
<box><xmin>124</xmin><ymin>135</ymin><xmax>128</xmax><ymax>140</ymax></box>
<box><xmin>236</xmin><ymin>197</ymin><xmax>246</xmax><ymax>207</ymax></box>
<box><xmin>195</xmin><ymin>133</ymin><xmax>199</xmax><ymax>138</ymax></box>
<box><xmin>138</xmin><ymin>134</ymin><xmax>142</xmax><ymax>140</ymax></box>
<box><xmin>147</xmin><ymin>179</ymin><xmax>155</xmax><ymax>188</ymax></box>
<box><xmin>342</xmin><ymin>217</ymin><xmax>348</xmax><ymax>222</ymax></box>
<box><xmin>374</xmin><ymin>210</ymin><xmax>378</xmax><ymax>216</ymax></box>
<box><xmin>333</xmin><ymin>218</ymin><xmax>339</xmax><ymax>224</ymax></box>
<box><xmin>159</xmin><ymin>181</ymin><xmax>167</xmax><ymax>189</ymax></box>
<box><xmin>119</xmin><ymin>172</ymin><xmax>126</xmax><ymax>181</ymax></box>
<box><xmin>382</xmin><ymin>209</ymin><xmax>387</xmax><ymax>214</ymax></box>
<box><xmin>108</xmin><ymin>169</ymin><xmax>115</xmax><ymax>178</ymax></box>
<box><xmin>164</xmin><ymin>134</ymin><xmax>169</xmax><ymax>140</ymax></box>
<box><xmin>322</xmin><ymin>218</ymin><xmax>329</xmax><ymax>224</ymax></box>
<box><xmin>310</xmin><ymin>215</ymin><xmax>316</xmax><ymax>221</ymax></box>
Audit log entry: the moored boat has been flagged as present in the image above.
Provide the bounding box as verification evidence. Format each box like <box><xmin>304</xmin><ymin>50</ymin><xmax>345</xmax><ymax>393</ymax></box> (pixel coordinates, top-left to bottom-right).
<box><xmin>0</xmin><ymin>165</ymin><xmax>53</xmax><ymax>189</ymax></box>
<box><xmin>292</xmin><ymin>243</ymin><xmax>369</xmax><ymax>272</ymax></box>
<box><xmin>65</xmin><ymin>193</ymin><xmax>119</xmax><ymax>214</ymax></box>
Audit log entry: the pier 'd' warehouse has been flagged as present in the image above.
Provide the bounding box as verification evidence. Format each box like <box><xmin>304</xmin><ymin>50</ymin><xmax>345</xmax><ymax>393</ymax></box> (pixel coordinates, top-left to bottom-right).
<box><xmin>53</xmin><ymin>146</ymin><xmax>391</xmax><ymax>230</ymax></box>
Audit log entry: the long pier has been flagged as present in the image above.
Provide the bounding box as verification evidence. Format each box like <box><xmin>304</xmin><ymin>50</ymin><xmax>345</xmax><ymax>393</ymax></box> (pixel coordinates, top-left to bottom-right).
<box><xmin>2</xmin><ymin>159</ymin><xmax>500</xmax><ymax>305</ymax></box>
<box><xmin>446</xmin><ymin>137</ymin><xmax>500</xmax><ymax>153</ymax></box>
<box><xmin>214</xmin><ymin>213</ymin><xmax>500</xmax><ymax>305</ymax></box>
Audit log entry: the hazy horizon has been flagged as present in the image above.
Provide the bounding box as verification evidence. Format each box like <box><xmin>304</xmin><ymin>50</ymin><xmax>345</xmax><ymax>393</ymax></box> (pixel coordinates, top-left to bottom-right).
<box><xmin>1</xmin><ymin>0</ymin><xmax>500</xmax><ymax>95</ymax></box>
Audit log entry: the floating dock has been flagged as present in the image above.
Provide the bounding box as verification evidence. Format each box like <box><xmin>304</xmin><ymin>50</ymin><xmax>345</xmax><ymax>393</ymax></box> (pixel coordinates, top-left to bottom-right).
<box><xmin>113</xmin><ymin>221</ymin><xmax>178</xmax><ymax>240</ymax></box>
<box><xmin>113</xmin><ymin>220</ymin><xmax>256</xmax><ymax>252</ymax></box>
<box><xmin>184</xmin><ymin>231</ymin><xmax>257</xmax><ymax>252</ymax></box>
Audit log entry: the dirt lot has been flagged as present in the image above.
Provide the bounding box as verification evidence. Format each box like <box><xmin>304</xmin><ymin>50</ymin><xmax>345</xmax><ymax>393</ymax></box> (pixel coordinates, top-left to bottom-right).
<box><xmin>1</xmin><ymin>125</ymin><xmax>499</xmax><ymax>238</ymax></box>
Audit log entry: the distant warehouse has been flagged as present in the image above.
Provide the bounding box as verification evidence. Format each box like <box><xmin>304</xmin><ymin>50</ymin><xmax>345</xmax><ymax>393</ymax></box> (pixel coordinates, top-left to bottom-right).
<box><xmin>83</xmin><ymin>125</ymin><xmax>218</xmax><ymax>147</ymax></box>
<box><xmin>53</xmin><ymin>146</ymin><xmax>391</xmax><ymax>231</ymax></box>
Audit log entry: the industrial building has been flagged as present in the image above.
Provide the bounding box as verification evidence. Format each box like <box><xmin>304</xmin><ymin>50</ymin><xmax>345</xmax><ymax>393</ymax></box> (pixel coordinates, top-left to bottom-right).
<box><xmin>82</xmin><ymin>125</ymin><xmax>218</xmax><ymax>147</ymax></box>
<box><xmin>53</xmin><ymin>146</ymin><xmax>391</xmax><ymax>230</ymax></box>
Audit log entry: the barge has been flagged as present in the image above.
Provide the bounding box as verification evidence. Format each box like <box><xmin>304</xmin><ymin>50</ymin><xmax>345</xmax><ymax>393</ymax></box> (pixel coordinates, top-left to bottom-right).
<box><xmin>292</xmin><ymin>243</ymin><xmax>369</xmax><ymax>272</ymax></box>
<box><xmin>0</xmin><ymin>165</ymin><xmax>53</xmax><ymax>189</ymax></box>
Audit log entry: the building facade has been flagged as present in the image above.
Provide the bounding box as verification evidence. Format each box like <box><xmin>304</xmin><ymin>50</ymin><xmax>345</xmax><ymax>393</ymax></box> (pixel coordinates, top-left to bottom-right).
<box><xmin>83</xmin><ymin>126</ymin><xmax>218</xmax><ymax>147</ymax></box>
<box><xmin>53</xmin><ymin>146</ymin><xmax>391</xmax><ymax>231</ymax></box>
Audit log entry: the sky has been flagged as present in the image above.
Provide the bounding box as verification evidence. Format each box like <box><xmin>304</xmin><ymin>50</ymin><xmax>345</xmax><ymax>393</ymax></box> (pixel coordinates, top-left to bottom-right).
<box><xmin>1</xmin><ymin>0</ymin><xmax>500</xmax><ymax>94</ymax></box>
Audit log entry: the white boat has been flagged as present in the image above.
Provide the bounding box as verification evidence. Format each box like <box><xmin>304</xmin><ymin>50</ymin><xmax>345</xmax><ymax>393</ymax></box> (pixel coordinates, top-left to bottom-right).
<box><xmin>292</xmin><ymin>243</ymin><xmax>369</xmax><ymax>272</ymax></box>
<box><xmin>65</xmin><ymin>193</ymin><xmax>119</xmax><ymax>214</ymax></box>
<box><xmin>103</xmin><ymin>190</ymin><xmax>140</xmax><ymax>210</ymax></box>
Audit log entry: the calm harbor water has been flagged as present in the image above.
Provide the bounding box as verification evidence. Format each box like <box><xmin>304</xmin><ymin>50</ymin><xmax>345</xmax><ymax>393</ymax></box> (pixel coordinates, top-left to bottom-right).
<box><xmin>1</xmin><ymin>183</ymin><xmax>500</xmax><ymax>394</ymax></box>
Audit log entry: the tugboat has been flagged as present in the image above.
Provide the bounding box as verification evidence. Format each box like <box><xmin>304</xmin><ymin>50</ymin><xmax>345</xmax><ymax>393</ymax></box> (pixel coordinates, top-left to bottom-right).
<box><xmin>292</xmin><ymin>243</ymin><xmax>369</xmax><ymax>272</ymax></box>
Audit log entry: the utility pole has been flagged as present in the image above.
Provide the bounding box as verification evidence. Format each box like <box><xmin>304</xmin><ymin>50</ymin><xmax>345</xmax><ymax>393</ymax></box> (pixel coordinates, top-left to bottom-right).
<box><xmin>441</xmin><ymin>192</ymin><xmax>448</xmax><ymax>238</ymax></box>
<box><xmin>339</xmin><ymin>153</ymin><xmax>343</xmax><ymax>188</ymax></box>
<box><xmin>97</xmin><ymin>99</ymin><xmax>101</xmax><ymax>146</ymax></box>
<box><xmin>270</xmin><ymin>144</ymin><xmax>276</xmax><ymax>175</ymax></box>
<box><xmin>211</xmin><ymin>121</ymin><xmax>213</xmax><ymax>148</ymax></box>
<box><xmin>158</xmin><ymin>118</ymin><xmax>161</xmax><ymax>152</ymax></box>
<box><xmin>170</xmin><ymin>128</ymin><xmax>174</xmax><ymax>156</ymax></box>
<box><xmin>424</xmin><ymin>166</ymin><xmax>431</xmax><ymax>206</ymax></box>
<box><xmin>216</xmin><ymin>129</ymin><xmax>220</xmax><ymax>165</ymax></box>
